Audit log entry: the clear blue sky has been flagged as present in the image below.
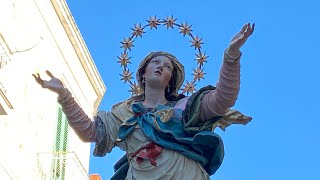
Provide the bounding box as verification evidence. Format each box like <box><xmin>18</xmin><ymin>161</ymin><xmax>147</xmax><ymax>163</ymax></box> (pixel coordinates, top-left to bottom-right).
<box><xmin>66</xmin><ymin>0</ymin><xmax>320</xmax><ymax>179</ymax></box>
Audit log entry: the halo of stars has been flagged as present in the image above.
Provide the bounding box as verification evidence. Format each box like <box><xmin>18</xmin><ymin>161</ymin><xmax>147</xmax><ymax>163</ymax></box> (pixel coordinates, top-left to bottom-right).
<box><xmin>118</xmin><ymin>15</ymin><xmax>209</xmax><ymax>95</ymax></box>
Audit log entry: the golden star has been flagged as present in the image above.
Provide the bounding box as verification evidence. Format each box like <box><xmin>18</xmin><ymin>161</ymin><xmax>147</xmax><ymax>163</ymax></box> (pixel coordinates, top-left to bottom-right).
<box><xmin>147</xmin><ymin>16</ymin><xmax>161</xmax><ymax>29</ymax></box>
<box><xmin>129</xmin><ymin>82</ymin><xmax>144</xmax><ymax>95</ymax></box>
<box><xmin>120</xmin><ymin>69</ymin><xmax>133</xmax><ymax>83</ymax></box>
<box><xmin>193</xmin><ymin>67</ymin><xmax>206</xmax><ymax>81</ymax></box>
<box><xmin>117</xmin><ymin>52</ymin><xmax>131</xmax><ymax>68</ymax></box>
<box><xmin>163</xmin><ymin>15</ymin><xmax>177</xmax><ymax>29</ymax></box>
<box><xmin>120</xmin><ymin>38</ymin><xmax>134</xmax><ymax>51</ymax></box>
<box><xmin>190</xmin><ymin>35</ymin><xmax>203</xmax><ymax>49</ymax></box>
<box><xmin>195</xmin><ymin>52</ymin><xmax>208</xmax><ymax>67</ymax></box>
<box><xmin>131</xmin><ymin>23</ymin><xmax>145</xmax><ymax>38</ymax></box>
<box><xmin>181</xmin><ymin>80</ymin><xmax>196</xmax><ymax>95</ymax></box>
<box><xmin>179</xmin><ymin>22</ymin><xmax>192</xmax><ymax>36</ymax></box>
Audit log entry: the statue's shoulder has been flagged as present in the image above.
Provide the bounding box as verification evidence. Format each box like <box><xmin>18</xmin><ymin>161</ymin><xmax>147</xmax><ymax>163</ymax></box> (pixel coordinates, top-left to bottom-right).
<box><xmin>111</xmin><ymin>95</ymin><xmax>143</xmax><ymax>122</ymax></box>
<box><xmin>174</xmin><ymin>96</ymin><xmax>189</xmax><ymax>110</ymax></box>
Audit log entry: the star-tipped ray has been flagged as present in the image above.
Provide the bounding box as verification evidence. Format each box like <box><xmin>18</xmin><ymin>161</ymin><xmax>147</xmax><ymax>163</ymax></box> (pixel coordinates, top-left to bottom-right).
<box><xmin>190</xmin><ymin>35</ymin><xmax>203</xmax><ymax>49</ymax></box>
<box><xmin>195</xmin><ymin>52</ymin><xmax>208</xmax><ymax>67</ymax></box>
<box><xmin>117</xmin><ymin>52</ymin><xmax>131</xmax><ymax>68</ymax></box>
<box><xmin>181</xmin><ymin>80</ymin><xmax>196</xmax><ymax>95</ymax></box>
<box><xmin>179</xmin><ymin>22</ymin><xmax>192</xmax><ymax>36</ymax></box>
<box><xmin>147</xmin><ymin>16</ymin><xmax>161</xmax><ymax>29</ymax></box>
<box><xmin>193</xmin><ymin>67</ymin><xmax>206</xmax><ymax>81</ymax></box>
<box><xmin>120</xmin><ymin>69</ymin><xmax>133</xmax><ymax>83</ymax></box>
<box><xmin>120</xmin><ymin>38</ymin><xmax>134</xmax><ymax>51</ymax></box>
<box><xmin>131</xmin><ymin>23</ymin><xmax>145</xmax><ymax>38</ymax></box>
<box><xmin>163</xmin><ymin>15</ymin><xmax>177</xmax><ymax>29</ymax></box>
<box><xmin>129</xmin><ymin>82</ymin><xmax>144</xmax><ymax>96</ymax></box>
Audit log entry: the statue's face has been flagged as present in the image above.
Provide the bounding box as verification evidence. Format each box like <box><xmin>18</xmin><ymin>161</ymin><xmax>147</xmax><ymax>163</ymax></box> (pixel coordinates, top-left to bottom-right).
<box><xmin>143</xmin><ymin>55</ymin><xmax>174</xmax><ymax>89</ymax></box>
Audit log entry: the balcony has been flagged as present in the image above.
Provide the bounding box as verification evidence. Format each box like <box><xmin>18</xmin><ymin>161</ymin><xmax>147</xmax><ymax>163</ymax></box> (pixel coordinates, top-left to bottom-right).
<box><xmin>37</xmin><ymin>151</ymin><xmax>89</xmax><ymax>180</ymax></box>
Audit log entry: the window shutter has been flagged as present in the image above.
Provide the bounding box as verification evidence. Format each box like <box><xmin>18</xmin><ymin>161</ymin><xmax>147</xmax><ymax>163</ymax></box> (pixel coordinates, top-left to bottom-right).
<box><xmin>51</xmin><ymin>105</ymin><xmax>69</xmax><ymax>180</ymax></box>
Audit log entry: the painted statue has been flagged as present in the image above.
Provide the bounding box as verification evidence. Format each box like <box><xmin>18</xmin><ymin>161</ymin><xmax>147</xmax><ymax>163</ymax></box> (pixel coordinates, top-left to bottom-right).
<box><xmin>33</xmin><ymin>18</ymin><xmax>255</xmax><ymax>179</ymax></box>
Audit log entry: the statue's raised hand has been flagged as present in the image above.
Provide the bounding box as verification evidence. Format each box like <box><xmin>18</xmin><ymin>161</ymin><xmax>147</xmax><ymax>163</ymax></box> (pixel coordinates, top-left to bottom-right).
<box><xmin>32</xmin><ymin>70</ymin><xmax>66</xmax><ymax>96</ymax></box>
<box><xmin>228</xmin><ymin>23</ymin><xmax>255</xmax><ymax>56</ymax></box>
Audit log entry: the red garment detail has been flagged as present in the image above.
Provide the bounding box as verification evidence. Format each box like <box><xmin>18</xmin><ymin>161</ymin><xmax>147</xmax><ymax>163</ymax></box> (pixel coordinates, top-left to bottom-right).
<box><xmin>134</xmin><ymin>112</ymin><xmax>144</xmax><ymax>117</ymax></box>
<box><xmin>130</xmin><ymin>142</ymin><xmax>162</xmax><ymax>166</ymax></box>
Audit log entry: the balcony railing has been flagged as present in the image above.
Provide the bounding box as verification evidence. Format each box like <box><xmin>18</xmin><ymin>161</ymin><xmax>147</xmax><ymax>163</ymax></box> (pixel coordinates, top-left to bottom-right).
<box><xmin>37</xmin><ymin>151</ymin><xmax>89</xmax><ymax>180</ymax></box>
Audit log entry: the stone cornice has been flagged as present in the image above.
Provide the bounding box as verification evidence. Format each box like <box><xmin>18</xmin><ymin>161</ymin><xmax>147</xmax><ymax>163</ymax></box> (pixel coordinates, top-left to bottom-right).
<box><xmin>50</xmin><ymin>0</ymin><xmax>106</xmax><ymax>111</ymax></box>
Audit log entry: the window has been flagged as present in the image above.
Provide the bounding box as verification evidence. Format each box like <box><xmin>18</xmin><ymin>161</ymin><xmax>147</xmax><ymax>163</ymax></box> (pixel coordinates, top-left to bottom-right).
<box><xmin>51</xmin><ymin>105</ymin><xmax>69</xmax><ymax>180</ymax></box>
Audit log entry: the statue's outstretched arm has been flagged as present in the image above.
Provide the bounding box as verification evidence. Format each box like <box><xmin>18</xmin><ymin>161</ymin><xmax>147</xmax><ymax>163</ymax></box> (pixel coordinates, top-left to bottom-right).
<box><xmin>33</xmin><ymin>71</ymin><xmax>96</xmax><ymax>142</ymax></box>
<box><xmin>199</xmin><ymin>23</ymin><xmax>255</xmax><ymax>121</ymax></box>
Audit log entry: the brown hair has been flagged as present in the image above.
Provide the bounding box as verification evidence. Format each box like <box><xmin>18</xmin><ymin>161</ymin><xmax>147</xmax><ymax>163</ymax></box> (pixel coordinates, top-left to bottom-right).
<box><xmin>137</xmin><ymin>52</ymin><xmax>185</xmax><ymax>101</ymax></box>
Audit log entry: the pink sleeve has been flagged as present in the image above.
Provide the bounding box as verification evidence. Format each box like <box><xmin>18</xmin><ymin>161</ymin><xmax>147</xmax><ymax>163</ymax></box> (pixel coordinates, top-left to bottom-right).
<box><xmin>57</xmin><ymin>89</ymin><xmax>96</xmax><ymax>142</ymax></box>
<box><xmin>199</xmin><ymin>49</ymin><xmax>241</xmax><ymax>121</ymax></box>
